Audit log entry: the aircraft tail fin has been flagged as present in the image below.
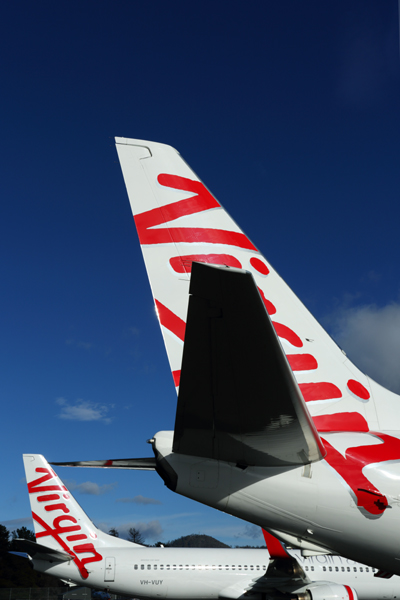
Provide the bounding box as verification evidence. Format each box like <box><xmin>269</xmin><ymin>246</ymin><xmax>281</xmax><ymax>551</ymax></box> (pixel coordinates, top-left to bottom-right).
<box><xmin>262</xmin><ymin>529</ymin><xmax>292</xmax><ymax>560</ymax></box>
<box><xmin>23</xmin><ymin>454</ymin><xmax>140</xmax><ymax>580</ymax></box>
<box><xmin>115</xmin><ymin>137</ymin><xmax>400</xmax><ymax>433</ymax></box>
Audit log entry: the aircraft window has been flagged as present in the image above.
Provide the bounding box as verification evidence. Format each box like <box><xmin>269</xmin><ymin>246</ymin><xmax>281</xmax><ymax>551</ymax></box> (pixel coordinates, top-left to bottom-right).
<box><xmin>166</xmin><ymin>565</ymin><xmax>170</xmax><ymax>570</ymax></box>
<box><xmin>335</xmin><ymin>567</ymin><xmax>338</xmax><ymax>572</ymax></box>
<box><xmin>250</xmin><ymin>565</ymin><xmax>254</xmax><ymax>570</ymax></box>
<box><xmin>263</xmin><ymin>566</ymin><xmax>267</xmax><ymax>570</ymax></box>
<box><xmin>305</xmin><ymin>567</ymin><xmax>309</xmax><ymax>571</ymax></box>
<box><xmin>244</xmin><ymin>565</ymin><xmax>247</xmax><ymax>570</ymax></box>
<box><xmin>226</xmin><ymin>565</ymin><xmax>229</xmax><ymax>570</ymax></box>
<box><xmin>347</xmin><ymin>567</ymin><xmax>350</xmax><ymax>572</ymax></box>
<box><xmin>329</xmin><ymin>567</ymin><xmax>332</xmax><ymax>571</ymax></box>
<box><xmin>232</xmin><ymin>566</ymin><xmax>236</xmax><ymax>570</ymax></box>
<box><xmin>360</xmin><ymin>567</ymin><xmax>363</xmax><ymax>572</ymax></box>
<box><xmin>311</xmin><ymin>567</ymin><xmax>314</xmax><ymax>571</ymax></box>
<box><xmin>147</xmin><ymin>565</ymin><xmax>151</xmax><ymax>570</ymax></box>
<box><xmin>256</xmin><ymin>566</ymin><xmax>260</xmax><ymax>570</ymax></box>
<box><xmin>160</xmin><ymin>565</ymin><xmax>164</xmax><ymax>570</ymax></box>
<box><xmin>134</xmin><ymin>565</ymin><xmax>138</xmax><ymax>570</ymax></box>
<box><xmin>219</xmin><ymin>565</ymin><xmax>222</xmax><ymax>570</ymax></box>
<box><xmin>179</xmin><ymin>565</ymin><xmax>183</xmax><ymax>569</ymax></box>
<box><xmin>342</xmin><ymin>567</ymin><xmax>345</xmax><ymax>572</ymax></box>
<box><xmin>173</xmin><ymin>565</ymin><xmax>176</xmax><ymax>570</ymax></box>
<box><xmin>141</xmin><ymin>565</ymin><xmax>145</xmax><ymax>570</ymax></box>
<box><xmin>238</xmin><ymin>565</ymin><xmax>242</xmax><ymax>570</ymax></box>
<box><xmin>354</xmin><ymin>567</ymin><xmax>357</xmax><ymax>572</ymax></box>
<box><xmin>366</xmin><ymin>568</ymin><xmax>369</xmax><ymax>572</ymax></box>
<box><xmin>212</xmin><ymin>565</ymin><xmax>216</xmax><ymax>570</ymax></box>
<box><xmin>323</xmin><ymin>567</ymin><xmax>326</xmax><ymax>572</ymax></box>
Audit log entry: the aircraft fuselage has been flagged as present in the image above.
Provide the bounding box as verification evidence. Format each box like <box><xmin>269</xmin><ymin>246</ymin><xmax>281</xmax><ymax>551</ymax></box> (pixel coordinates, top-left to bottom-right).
<box><xmin>153</xmin><ymin>430</ymin><xmax>400</xmax><ymax>576</ymax></box>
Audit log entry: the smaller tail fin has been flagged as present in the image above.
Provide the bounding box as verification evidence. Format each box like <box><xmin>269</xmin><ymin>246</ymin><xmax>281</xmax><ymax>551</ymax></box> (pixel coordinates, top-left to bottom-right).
<box><xmin>262</xmin><ymin>529</ymin><xmax>292</xmax><ymax>559</ymax></box>
<box><xmin>23</xmin><ymin>454</ymin><xmax>137</xmax><ymax>579</ymax></box>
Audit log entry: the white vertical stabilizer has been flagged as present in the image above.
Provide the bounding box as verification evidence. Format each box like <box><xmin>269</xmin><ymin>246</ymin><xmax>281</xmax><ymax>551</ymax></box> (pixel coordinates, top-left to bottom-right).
<box><xmin>23</xmin><ymin>454</ymin><xmax>138</xmax><ymax>579</ymax></box>
<box><xmin>115</xmin><ymin>137</ymin><xmax>400</xmax><ymax>433</ymax></box>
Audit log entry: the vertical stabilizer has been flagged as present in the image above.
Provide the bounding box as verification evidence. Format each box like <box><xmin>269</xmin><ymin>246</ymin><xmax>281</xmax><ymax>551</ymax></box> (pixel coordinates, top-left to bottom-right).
<box><xmin>115</xmin><ymin>137</ymin><xmax>400</xmax><ymax>432</ymax></box>
<box><xmin>23</xmin><ymin>454</ymin><xmax>138</xmax><ymax>579</ymax></box>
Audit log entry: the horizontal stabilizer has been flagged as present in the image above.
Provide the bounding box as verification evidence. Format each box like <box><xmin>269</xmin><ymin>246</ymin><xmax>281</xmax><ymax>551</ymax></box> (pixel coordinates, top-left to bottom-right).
<box><xmin>13</xmin><ymin>538</ymin><xmax>71</xmax><ymax>562</ymax></box>
<box><xmin>173</xmin><ymin>262</ymin><xmax>325</xmax><ymax>467</ymax></box>
<box><xmin>51</xmin><ymin>457</ymin><xmax>156</xmax><ymax>469</ymax></box>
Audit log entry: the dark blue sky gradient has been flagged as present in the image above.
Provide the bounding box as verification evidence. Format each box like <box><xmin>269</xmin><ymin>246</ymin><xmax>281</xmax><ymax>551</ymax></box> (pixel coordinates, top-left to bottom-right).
<box><xmin>1</xmin><ymin>1</ymin><xmax>399</xmax><ymax>545</ymax></box>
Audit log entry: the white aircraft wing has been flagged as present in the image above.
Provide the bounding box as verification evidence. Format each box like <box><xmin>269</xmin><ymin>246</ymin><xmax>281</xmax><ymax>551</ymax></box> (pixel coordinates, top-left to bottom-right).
<box><xmin>173</xmin><ymin>261</ymin><xmax>325</xmax><ymax>467</ymax></box>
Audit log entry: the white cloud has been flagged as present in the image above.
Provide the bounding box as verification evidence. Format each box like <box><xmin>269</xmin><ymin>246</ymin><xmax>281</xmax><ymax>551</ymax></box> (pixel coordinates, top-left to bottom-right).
<box><xmin>116</xmin><ymin>495</ymin><xmax>162</xmax><ymax>505</ymax></box>
<box><xmin>328</xmin><ymin>302</ymin><xmax>400</xmax><ymax>394</ymax></box>
<box><xmin>64</xmin><ymin>479</ymin><xmax>117</xmax><ymax>495</ymax></box>
<box><xmin>56</xmin><ymin>398</ymin><xmax>112</xmax><ymax>423</ymax></box>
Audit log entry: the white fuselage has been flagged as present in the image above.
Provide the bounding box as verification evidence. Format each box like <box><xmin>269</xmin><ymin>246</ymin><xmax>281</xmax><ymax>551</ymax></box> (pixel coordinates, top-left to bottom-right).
<box><xmin>34</xmin><ymin>547</ymin><xmax>268</xmax><ymax>599</ymax></box>
<box><xmin>153</xmin><ymin>430</ymin><xmax>400</xmax><ymax>576</ymax></box>
<box><xmin>289</xmin><ymin>551</ymin><xmax>399</xmax><ymax>600</ymax></box>
<box><xmin>32</xmin><ymin>544</ymin><xmax>400</xmax><ymax>600</ymax></box>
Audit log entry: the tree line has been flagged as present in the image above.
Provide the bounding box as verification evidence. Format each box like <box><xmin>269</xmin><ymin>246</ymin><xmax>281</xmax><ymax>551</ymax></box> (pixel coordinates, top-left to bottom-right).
<box><xmin>0</xmin><ymin>525</ymin><xmax>65</xmax><ymax>589</ymax></box>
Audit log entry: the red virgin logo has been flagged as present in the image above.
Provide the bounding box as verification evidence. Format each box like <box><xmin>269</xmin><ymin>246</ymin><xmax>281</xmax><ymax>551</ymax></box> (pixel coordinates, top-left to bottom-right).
<box><xmin>28</xmin><ymin>467</ymin><xmax>103</xmax><ymax>579</ymax></box>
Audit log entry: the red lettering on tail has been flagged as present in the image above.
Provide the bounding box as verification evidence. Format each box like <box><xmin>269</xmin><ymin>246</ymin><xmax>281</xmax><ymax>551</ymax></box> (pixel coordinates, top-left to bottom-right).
<box><xmin>29</xmin><ymin>466</ymin><xmax>103</xmax><ymax>579</ymax></box>
<box><xmin>300</xmin><ymin>382</ymin><xmax>342</xmax><ymax>402</ymax></box>
<box><xmin>28</xmin><ymin>468</ymin><xmax>67</xmax><ymax>494</ymax></box>
<box><xmin>155</xmin><ymin>300</ymin><xmax>186</xmax><ymax>342</ymax></box>
<box><xmin>313</xmin><ymin>412</ymin><xmax>369</xmax><ymax>433</ymax></box>
<box><xmin>169</xmin><ymin>254</ymin><xmax>242</xmax><ymax>274</ymax></box>
<box><xmin>134</xmin><ymin>174</ymin><xmax>257</xmax><ymax>250</ymax></box>
<box><xmin>32</xmin><ymin>510</ymin><xmax>102</xmax><ymax>579</ymax></box>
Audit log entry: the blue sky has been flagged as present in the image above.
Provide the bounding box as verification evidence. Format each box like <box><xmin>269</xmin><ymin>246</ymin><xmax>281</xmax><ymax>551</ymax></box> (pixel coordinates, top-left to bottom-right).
<box><xmin>1</xmin><ymin>1</ymin><xmax>400</xmax><ymax>546</ymax></box>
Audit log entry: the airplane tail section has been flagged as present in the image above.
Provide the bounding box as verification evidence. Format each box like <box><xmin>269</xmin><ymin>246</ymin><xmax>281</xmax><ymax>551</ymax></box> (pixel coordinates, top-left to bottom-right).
<box><xmin>23</xmin><ymin>454</ymin><xmax>139</xmax><ymax>579</ymax></box>
<box><xmin>116</xmin><ymin>138</ymin><xmax>400</xmax><ymax>433</ymax></box>
<box><xmin>173</xmin><ymin>262</ymin><xmax>325</xmax><ymax>466</ymax></box>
